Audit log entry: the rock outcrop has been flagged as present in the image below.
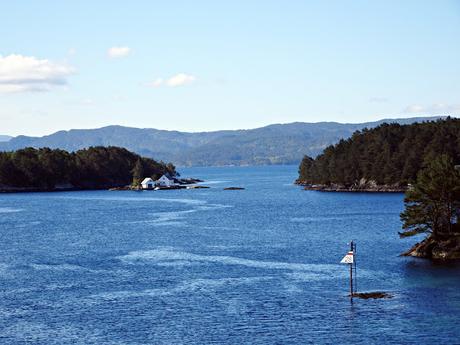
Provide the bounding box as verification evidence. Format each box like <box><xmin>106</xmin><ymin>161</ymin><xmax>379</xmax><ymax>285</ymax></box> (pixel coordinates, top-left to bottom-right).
<box><xmin>402</xmin><ymin>235</ymin><xmax>460</xmax><ymax>260</ymax></box>
<box><xmin>297</xmin><ymin>179</ymin><xmax>406</xmax><ymax>192</ymax></box>
<box><xmin>352</xmin><ymin>292</ymin><xmax>392</xmax><ymax>299</ymax></box>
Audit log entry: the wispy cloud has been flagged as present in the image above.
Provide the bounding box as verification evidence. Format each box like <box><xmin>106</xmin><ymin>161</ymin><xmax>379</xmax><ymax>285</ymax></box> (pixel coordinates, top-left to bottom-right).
<box><xmin>403</xmin><ymin>103</ymin><xmax>460</xmax><ymax>114</ymax></box>
<box><xmin>369</xmin><ymin>97</ymin><xmax>389</xmax><ymax>103</ymax></box>
<box><xmin>150</xmin><ymin>78</ymin><xmax>164</xmax><ymax>88</ymax></box>
<box><xmin>107</xmin><ymin>46</ymin><xmax>131</xmax><ymax>58</ymax></box>
<box><xmin>149</xmin><ymin>73</ymin><xmax>196</xmax><ymax>88</ymax></box>
<box><xmin>0</xmin><ymin>54</ymin><xmax>74</xmax><ymax>93</ymax></box>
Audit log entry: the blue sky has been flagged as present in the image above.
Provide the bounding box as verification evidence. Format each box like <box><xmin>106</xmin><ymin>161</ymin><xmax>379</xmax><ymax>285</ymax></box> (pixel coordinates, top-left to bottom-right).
<box><xmin>1</xmin><ymin>1</ymin><xmax>459</xmax><ymax>136</ymax></box>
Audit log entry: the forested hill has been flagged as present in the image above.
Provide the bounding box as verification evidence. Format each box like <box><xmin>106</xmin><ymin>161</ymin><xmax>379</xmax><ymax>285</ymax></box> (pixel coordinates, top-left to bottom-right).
<box><xmin>0</xmin><ymin>116</ymin><xmax>444</xmax><ymax>167</ymax></box>
<box><xmin>297</xmin><ymin>118</ymin><xmax>460</xmax><ymax>187</ymax></box>
<box><xmin>0</xmin><ymin>146</ymin><xmax>176</xmax><ymax>191</ymax></box>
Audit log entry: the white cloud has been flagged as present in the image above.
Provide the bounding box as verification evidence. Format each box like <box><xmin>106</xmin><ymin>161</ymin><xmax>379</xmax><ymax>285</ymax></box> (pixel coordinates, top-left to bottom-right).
<box><xmin>404</xmin><ymin>103</ymin><xmax>460</xmax><ymax>114</ymax></box>
<box><xmin>166</xmin><ymin>73</ymin><xmax>196</xmax><ymax>87</ymax></box>
<box><xmin>107</xmin><ymin>46</ymin><xmax>131</xmax><ymax>58</ymax></box>
<box><xmin>148</xmin><ymin>73</ymin><xmax>196</xmax><ymax>88</ymax></box>
<box><xmin>0</xmin><ymin>54</ymin><xmax>74</xmax><ymax>93</ymax></box>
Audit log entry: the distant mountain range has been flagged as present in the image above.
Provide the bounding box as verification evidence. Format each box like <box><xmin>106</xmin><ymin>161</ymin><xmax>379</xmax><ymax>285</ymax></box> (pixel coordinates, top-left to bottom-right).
<box><xmin>0</xmin><ymin>135</ymin><xmax>12</xmax><ymax>142</ymax></box>
<box><xmin>0</xmin><ymin>116</ymin><xmax>446</xmax><ymax>166</ymax></box>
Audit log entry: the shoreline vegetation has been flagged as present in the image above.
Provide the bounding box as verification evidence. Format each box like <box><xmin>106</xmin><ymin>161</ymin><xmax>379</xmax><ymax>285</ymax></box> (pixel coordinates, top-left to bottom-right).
<box><xmin>296</xmin><ymin>180</ymin><xmax>406</xmax><ymax>193</ymax></box>
<box><xmin>0</xmin><ymin>146</ymin><xmax>182</xmax><ymax>193</ymax></box>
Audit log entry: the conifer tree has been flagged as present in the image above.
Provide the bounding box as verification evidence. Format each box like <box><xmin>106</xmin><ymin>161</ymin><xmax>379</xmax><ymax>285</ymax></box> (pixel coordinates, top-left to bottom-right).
<box><xmin>399</xmin><ymin>155</ymin><xmax>460</xmax><ymax>238</ymax></box>
<box><xmin>131</xmin><ymin>158</ymin><xmax>144</xmax><ymax>187</ymax></box>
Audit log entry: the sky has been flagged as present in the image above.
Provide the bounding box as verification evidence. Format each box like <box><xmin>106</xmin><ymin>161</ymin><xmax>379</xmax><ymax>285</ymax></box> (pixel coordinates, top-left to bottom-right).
<box><xmin>1</xmin><ymin>1</ymin><xmax>459</xmax><ymax>136</ymax></box>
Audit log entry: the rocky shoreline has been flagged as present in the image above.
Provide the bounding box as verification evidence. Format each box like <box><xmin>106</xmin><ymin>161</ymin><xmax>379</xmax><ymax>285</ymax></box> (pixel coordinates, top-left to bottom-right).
<box><xmin>296</xmin><ymin>178</ymin><xmax>406</xmax><ymax>193</ymax></box>
<box><xmin>401</xmin><ymin>235</ymin><xmax>460</xmax><ymax>260</ymax></box>
<box><xmin>0</xmin><ymin>185</ymin><xmax>112</xmax><ymax>193</ymax></box>
<box><xmin>0</xmin><ymin>177</ymin><xmax>204</xmax><ymax>193</ymax></box>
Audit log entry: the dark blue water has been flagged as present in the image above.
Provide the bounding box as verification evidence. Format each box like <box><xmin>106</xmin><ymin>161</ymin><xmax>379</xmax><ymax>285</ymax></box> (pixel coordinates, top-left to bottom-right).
<box><xmin>1</xmin><ymin>166</ymin><xmax>459</xmax><ymax>344</ymax></box>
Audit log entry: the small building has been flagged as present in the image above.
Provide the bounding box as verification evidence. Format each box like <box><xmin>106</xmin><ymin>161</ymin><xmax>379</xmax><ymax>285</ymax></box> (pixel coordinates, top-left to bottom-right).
<box><xmin>156</xmin><ymin>175</ymin><xmax>176</xmax><ymax>187</ymax></box>
<box><xmin>141</xmin><ymin>177</ymin><xmax>155</xmax><ymax>190</ymax></box>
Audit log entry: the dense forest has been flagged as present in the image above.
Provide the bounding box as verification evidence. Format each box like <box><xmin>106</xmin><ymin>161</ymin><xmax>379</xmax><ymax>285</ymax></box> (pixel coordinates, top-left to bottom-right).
<box><xmin>297</xmin><ymin>117</ymin><xmax>460</xmax><ymax>187</ymax></box>
<box><xmin>0</xmin><ymin>146</ymin><xmax>176</xmax><ymax>190</ymax></box>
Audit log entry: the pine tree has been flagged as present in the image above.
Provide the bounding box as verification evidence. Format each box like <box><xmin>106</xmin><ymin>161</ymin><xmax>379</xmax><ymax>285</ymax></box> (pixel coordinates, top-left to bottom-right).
<box><xmin>298</xmin><ymin>155</ymin><xmax>314</xmax><ymax>181</ymax></box>
<box><xmin>131</xmin><ymin>158</ymin><xmax>144</xmax><ymax>187</ymax></box>
<box><xmin>399</xmin><ymin>155</ymin><xmax>460</xmax><ymax>238</ymax></box>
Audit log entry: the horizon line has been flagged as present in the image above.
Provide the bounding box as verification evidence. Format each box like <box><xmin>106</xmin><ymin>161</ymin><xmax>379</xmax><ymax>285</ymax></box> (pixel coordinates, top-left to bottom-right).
<box><xmin>4</xmin><ymin>114</ymin><xmax>454</xmax><ymax>138</ymax></box>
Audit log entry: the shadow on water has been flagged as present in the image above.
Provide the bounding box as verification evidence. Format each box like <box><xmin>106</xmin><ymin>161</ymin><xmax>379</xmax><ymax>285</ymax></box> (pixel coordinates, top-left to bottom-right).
<box><xmin>403</xmin><ymin>257</ymin><xmax>460</xmax><ymax>272</ymax></box>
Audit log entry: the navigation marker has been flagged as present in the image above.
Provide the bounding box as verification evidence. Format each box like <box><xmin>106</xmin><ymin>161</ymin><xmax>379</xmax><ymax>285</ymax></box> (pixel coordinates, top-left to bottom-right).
<box><xmin>340</xmin><ymin>251</ymin><xmax>354</xmax><ymax>264</ymax></box>
<box><xmin>340</xmin><ymin>241</ymin><xmax>357</xmax><ymax>299</ymax></box>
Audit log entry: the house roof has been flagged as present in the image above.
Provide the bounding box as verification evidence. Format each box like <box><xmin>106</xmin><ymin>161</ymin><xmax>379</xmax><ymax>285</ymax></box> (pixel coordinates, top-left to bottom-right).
<box><xmin>141</xmin><ymin>177</ymin><xmax>154</xmax><ymax>184</ymax></box>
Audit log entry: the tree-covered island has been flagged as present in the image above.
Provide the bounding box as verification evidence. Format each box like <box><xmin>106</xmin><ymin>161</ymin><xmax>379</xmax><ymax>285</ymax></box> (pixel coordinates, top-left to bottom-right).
<box><xmin>297</xmin><ymin>117</ymin><xmax>460</xmax><ymax>259</ymax></box>
<box><xmin>296</xmin><ymin>117</ymin><xmax>460</xmax><ymax>192</ymax></box>
<box><xmin>0</xmin><ymin>146</ymin><xmax>177</xmax><ymax>192</ymax></box>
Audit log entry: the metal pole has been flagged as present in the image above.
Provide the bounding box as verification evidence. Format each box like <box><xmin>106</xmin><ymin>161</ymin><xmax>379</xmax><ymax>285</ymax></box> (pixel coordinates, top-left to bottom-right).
<box><xmin>350</xmin><ymin>241</ymin><xmax>354</xmax><ymax>299</ymax></box>
<box><xmin>354</xmin><ymin>242</ymin><xmax>357</xmax><ymax>294</ymax></box>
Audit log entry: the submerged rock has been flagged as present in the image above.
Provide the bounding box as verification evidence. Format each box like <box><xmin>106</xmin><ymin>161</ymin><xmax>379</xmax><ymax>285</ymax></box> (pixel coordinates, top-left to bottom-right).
<box><xmin>352</xmin><ymin>292</ymin><xmax>392</xmax><ymax>299</ymax></box>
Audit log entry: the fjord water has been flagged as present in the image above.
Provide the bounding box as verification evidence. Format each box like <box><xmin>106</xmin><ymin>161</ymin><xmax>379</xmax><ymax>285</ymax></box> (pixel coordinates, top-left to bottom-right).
<box><xmin>1</xmin><ymin>166</ymin><xmax>459</xmax><ymax>344</ymax></box>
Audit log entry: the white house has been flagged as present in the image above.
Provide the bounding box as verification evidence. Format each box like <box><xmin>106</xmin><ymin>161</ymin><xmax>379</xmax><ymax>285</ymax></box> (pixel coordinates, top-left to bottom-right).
<box><xmin>141</xmin><ymin>177</ymin><xmax>155</xmax><ymax>189</ymax></box>
<box><xmin>156</xmin><ymin>175</ymin><xmax>176</xmax><ymax>187</ymax></box>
